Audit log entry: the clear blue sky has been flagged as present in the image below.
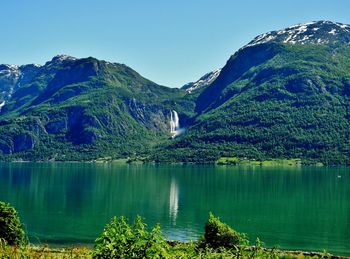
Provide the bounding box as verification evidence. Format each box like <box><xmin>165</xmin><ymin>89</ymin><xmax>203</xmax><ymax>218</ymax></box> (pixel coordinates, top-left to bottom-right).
<box><xmin>1</xmin><ymin>0</ymin><xmax>350</xmax><ymax>87</ymax></box>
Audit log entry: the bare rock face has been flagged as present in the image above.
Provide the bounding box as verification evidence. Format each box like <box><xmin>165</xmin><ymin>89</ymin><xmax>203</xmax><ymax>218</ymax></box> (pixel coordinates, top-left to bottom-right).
<box><xmin>0</xmin><ymin>119</ymin><xmax>41</xmax><ymax>154</ymax></box>
<box><xmin>45</xmin><ymin>120</ymin><xmax>68</xmax><ymax>134</ymax></box>
<box><xmin>0</xmin><ymin>141</ymin><xmax>12</xmax><ymax>154</ymax></box>
<box><xmin>0</xmin><ymin>127</ymin><xmax>38</xmax><ymax>155</ymax></box>
<box><xmin>128</xmin><ymin>98</ymin><xmax>170</xmax><ymax>132</ymax></box>
<box><xmin>64</xmin><ymin>106</ymin><xmax>103</xmax><ymax>144</ymax></box>
<box><xmin>13</xmin><ymin>133</ymin><xmax>36</xmax><ymax>152</ymax></box>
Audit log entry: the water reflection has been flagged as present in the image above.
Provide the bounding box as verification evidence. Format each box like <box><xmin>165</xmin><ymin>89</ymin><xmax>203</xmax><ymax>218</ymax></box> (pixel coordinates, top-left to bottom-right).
<box><xmin>169</xmin><ymin>178</ymin><xmax>179</xmax><ymax>225</ymax></box>
<box><xmin>0</xmin><ymin>163</ymin><xmax>349</xmax><ymax>255</ymax></box>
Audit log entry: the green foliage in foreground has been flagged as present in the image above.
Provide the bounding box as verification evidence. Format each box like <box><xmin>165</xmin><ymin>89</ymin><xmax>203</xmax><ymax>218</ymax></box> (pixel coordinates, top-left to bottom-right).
<box><xmin>203</xmin><ymin>212</ymin><xmax>247</xmax><ymax>249</ymax></box>
<box><xmin>91</xmin><ymin>213</ymin><xmax>335</xmax><ymax>258</ymax></box>
<box><xmin>0</xmin><ymin>202</ymin><xmax>337</xmax><ymax>258</ymax></box>
<box><xmin>0</xmin><ymin>242</ymin><xmax>335</xmax><ymax>259</ymax></box>
<box><xmin>93</xmin><ymin>216</ymin><xmax>168</xmax><ymax>258</ymax></box>
<box><xmin>0</xmin><ymin>244</ymin><xmax>92</xmax><ymax>258</ymax></box>
<box><xmin>0</xmin><ymin>201</ymin><xmax>27</xmax><ymax>246</ymax></box>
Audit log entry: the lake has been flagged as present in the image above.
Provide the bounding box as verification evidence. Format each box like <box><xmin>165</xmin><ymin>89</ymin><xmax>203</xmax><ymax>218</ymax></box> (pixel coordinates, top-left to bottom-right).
<box><xmin>0</xmin><ymin>163</ymin><xmax>349</xmax><ymax>255</ymax></box>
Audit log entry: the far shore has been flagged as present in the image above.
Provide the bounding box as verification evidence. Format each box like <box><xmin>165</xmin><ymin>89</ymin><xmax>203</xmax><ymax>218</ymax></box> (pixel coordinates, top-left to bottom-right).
<box><xmin>0</xmin><ymin>157</ymin><xmax>333</xmax><ymax>166</ymax></box>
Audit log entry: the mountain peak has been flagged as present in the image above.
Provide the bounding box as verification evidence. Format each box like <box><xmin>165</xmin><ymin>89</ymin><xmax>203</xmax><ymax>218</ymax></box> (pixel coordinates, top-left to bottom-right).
<box><xmin>0</xmin><ymin>64</ymin><xmax>20</xmax><ymax>71</ymax></box>
<box><xmin>182</xmin><ymin>68</ymin><xmax>221</xmax><ymax>93</ymax></box>
<box><xmin>244</xmin><ymin>20</ymin><xmax>350</xmax><ymax>48</ymax></box>
<box><xmin>50</xmin><ymin>54</ymin><xmax>77</xmax><ymax>63</ymax></box>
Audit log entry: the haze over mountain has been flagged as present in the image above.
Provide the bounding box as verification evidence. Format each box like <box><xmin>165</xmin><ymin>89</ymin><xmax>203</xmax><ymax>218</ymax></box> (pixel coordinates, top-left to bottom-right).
<box><xmin>1</xmin><ymin>21</ymin><xmax>350</xmax><ymax>164</ymax></box>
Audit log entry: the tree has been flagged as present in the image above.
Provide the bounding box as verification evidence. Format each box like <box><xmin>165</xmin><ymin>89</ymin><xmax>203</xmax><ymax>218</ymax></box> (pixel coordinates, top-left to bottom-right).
<box><xmin>203</xmin><ymin>212</ymin><xmax>246</xmax><ymax>249</ymax></box>
<box><xmin>0</xmin><ymin>201</ymin><xmax>27</xmax><ymax>246</ymax></box>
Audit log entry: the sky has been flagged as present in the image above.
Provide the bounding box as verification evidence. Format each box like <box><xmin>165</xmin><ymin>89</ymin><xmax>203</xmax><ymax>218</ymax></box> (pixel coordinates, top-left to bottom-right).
<box><xmin>1</xmin><ymin>0</ymin><xmax>350</xmax><ymax>88</ymax></box>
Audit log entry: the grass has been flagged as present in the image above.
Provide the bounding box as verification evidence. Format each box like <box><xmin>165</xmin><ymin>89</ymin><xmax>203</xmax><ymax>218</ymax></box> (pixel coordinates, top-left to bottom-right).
<box><xmin>217</xmin><ymin>157</ymin><xmax>302</xmax><ymax>166</ymax></box>
<box><xmin>0</xmin><ymin>244</ymin><xmax>92</xmax><ymax>258</ymax></box>
<box><xmin>0</xmin><ymin>242</ymin><xmax>343</xmax><ymax>259</ymax></box>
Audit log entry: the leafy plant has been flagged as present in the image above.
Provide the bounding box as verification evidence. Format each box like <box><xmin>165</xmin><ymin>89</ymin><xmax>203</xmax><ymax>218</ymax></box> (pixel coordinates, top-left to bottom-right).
<box><xmin>93</xmin><ymin>215</ymin><xmax>168</xmax><ymax>258</ymax></box>
<box><xmin>203</xmin><ymin>212</ymin><xmax>247</xmax><ymax>249</ymax></box>
<box><xmin>0</xmin><ymin>201</ymin><xmax>27</xmax><ymax>246</ymax></box>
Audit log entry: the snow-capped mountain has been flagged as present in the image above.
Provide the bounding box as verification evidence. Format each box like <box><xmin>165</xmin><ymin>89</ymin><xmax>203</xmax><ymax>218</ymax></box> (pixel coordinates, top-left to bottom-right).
<box><xmin>0</xmin><ymin>54</ymin><xmax>76</xmax><ymax>107</ymax></box>
<box><xmin>244</xmin><ymin>21</ymin><xmax>350</xmax><ymax>48</ymax></box>
<box><xmin>182</xmin><ymin>68</ymin><xmax>221</xmax><ymax>93</ymax></box>
<box><xmin>0</xmin><ymin>64</ymin><xmax>21</xmax><ymax>101</ymax></box>
<box><xmin>182</xmin><ymin>21</ymin><xmax>350</xmax><ymax>94</ymax></box>
<box><xmin>46</xmin><ymin>54</ymin><xmax>77</xmax><ymax>65</ymax></box>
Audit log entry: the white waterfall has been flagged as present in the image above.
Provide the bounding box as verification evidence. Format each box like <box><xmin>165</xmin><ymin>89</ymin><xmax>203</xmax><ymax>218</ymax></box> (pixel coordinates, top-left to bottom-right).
<box><xmin>0</xmin><ymin>101</ymin><xmax>5</xmax><ymax>112</ymax></box>
<box><xmin>170</xmin><ymin>110</ymin><xmax>180</xmax><ymax>137</ymax></box>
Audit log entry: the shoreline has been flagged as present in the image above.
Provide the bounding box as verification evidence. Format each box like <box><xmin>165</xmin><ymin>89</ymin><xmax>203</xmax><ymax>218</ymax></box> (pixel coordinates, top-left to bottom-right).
<box><xmin>0</xmin><ymin>154</ymin><xmax>339</xmax><ymax>166</ymax></box>
<box><xmin>0</xmin><ymin>159</ymin><xmax>337</xmax><ymax>167</ymax></box>
<box><xmin>2</xmin><ymin>243</ymin><xmax>349</xmax><ymax>258</ymax></box>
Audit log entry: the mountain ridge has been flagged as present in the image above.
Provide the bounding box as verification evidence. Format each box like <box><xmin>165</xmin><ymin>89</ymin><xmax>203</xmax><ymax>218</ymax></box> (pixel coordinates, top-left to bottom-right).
<box><xmin>157</xmin><ymin>20</ymin><xmax>350</xmax><ymax>164</ymax></box>
<box><xmin>1</xmin><ymin>20</ymin><xmax>350</xmax><ymax>164</ymax></box>
<box><xmin>181</xmin><ymin>68</ymin><xmax>221</xmax><ymax>93</ymax></box>
<box><xmin>0</xmin><ymin>55</ymin><xmax>192</xmax><ymax>160</ymax></box>
<box><xmin>244</xmin><ymin>20</ymin><xmax>350</xmax><ymax>48</ymax></box>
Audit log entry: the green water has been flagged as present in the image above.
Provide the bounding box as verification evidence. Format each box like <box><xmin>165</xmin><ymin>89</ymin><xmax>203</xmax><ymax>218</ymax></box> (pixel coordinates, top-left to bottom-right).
<box><xmin>0</xmin><ymin>163</ymin><xmax>349</xmax><ymax>255</ymax></box>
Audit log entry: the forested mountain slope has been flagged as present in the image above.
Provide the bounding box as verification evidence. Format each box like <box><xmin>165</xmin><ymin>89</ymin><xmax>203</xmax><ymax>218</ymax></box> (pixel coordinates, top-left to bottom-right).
<box><xmin>157</xmin><ymin>21</ymin><xmax>350</xmax><ymax>164</ymax></box>
<box><xmin>1</xmin><ymin>21</ymin><xmax>350</xmax><ymax>164</ymax></box>
<box><xmin>0</xmin><ymin>55</ymin><xmax>192</xmax><ymax>161</ymax></box>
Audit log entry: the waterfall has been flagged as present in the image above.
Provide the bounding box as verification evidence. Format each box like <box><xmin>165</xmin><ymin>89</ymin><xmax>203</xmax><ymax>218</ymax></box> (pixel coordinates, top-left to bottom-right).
<box><xmin>170</xmin><ymin>110</ymin><xmax>180</xmax><ymax>137</ymax></box>
<box><xmin>0</xmin><ymin>101</ymin><xmax>5</xmax><ymax>112</ymax></box>
<box><xmin>169</xmin><ymin>110</ymin><xmax>185</xmax><ymax>138</ymax></box>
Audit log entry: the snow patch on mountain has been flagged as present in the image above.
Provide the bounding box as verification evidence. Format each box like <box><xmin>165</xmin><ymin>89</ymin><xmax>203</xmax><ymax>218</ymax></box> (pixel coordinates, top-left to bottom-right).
<box><xmin>244</xmin><ymin>21</ymin><xmax>350</xmax><ymax>48</ymax></box>
<box><xmin>0</xmin><ymin>62</ymin><xmax>43</xmax><ymax>100</ymax></box>
<box><xmin>47</xmin><ymin>54</ymin><xmax>77</xmax><ymax>66</ymax></box>
<box><xmin>183</xmin><ymin>68</ymin><xmax>221</xmax><ymax>93</ymax></box>
<box><xmin>0</xmin><ymin>64</ymin><xmax>21</xmax><ymax>77</ymax></box>
<box><xmin>0</xmin><ymin>64</ymin><xmax>22</xmax><ymax>99</ymax></box>
<box><xmin>329</xmin><ymin>29</ymin><xmax>337</xmax><ymax>35</ymax></box>
<box><xmin>53</xmin><ymin>54</ymin><xmax>77</xmax><ymax>61</ymax></box>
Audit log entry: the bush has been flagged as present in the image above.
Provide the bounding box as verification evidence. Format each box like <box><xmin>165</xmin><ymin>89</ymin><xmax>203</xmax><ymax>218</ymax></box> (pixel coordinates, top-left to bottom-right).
<box><xmin>0</xmin><ymin>201</ymin><xmax>27</xmax><ymax>246</ymax></box>
<box><xmin>93</xmin><ymin>215</ymin><xmax>168</xmax><ymax>258</ymax></box>
<box><xmin>203</xmin><ymin>212</ymin><xmax>245</xmax><ymax>249</ymax></box>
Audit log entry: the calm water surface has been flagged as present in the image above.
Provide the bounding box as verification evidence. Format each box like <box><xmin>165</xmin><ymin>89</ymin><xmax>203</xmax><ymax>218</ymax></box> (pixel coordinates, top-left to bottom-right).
<box><xmin>0</xmin><ymin>163</ymin><xmax>349</xmax><ymax>255</ymax></box>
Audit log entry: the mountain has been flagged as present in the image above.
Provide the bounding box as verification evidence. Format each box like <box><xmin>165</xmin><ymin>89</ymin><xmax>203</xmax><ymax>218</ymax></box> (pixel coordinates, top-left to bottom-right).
<box><xmin>0</xmin><ymin>64</ymin><xmax>22</xmax><ymax>101</ymax></box>
<box><xmin>245</xmin><ymin>21</ymin><xmax>350</xmax><ymax>47</ymax></box>
<box><xmin>0</xmin><ymin>55</ymin><xmax>193</xmax><ymax>161</ymax></box>
<box><xmin>1</xmin><ymin>21</ymin><xmax>350</xmax><ymax>164</ymax></box>
<box><xmin>157</xmin><ymin>21</ymin><xmax>350</xmax><ymax>164</ymax></box>
<box><xmin>181</xmin><ymin>68</ymin><xmax>221</xmax><ymax>93</ymax></box>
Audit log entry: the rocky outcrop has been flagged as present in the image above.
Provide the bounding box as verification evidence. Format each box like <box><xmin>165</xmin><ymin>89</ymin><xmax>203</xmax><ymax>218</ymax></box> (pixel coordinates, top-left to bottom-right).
<box><xmin>66</xmin><ymin>106</ymin><xmax>102</xmax><ymax>144</ymax></box>
<box><xmin>0</xmin><ymin>141</ymin><xmax>13</xmax><ymax>154</ymax></box>
<box><xmin>13</xmin><ymin>133</ymin><xmax>36</xmax><ymax>152</ymax></box>
<box><xmin>0</xmin><ymin>133</ymin><xmax>36</xmax><ymax>154</ymax></box>
<box><xmin>128</xmin><ymin>98</ymin><xmax>169</xmax><ymax>132</ymax></box>
<box><xmin>45</xmin><ymin>120</ymin><xmax>68</xmax><ymax>134</ymax></box>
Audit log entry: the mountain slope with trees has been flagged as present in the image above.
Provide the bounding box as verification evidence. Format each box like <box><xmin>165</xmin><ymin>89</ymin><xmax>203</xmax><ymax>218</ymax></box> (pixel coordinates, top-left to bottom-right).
<box><xmin>1</xmin><ymin>21</ymin><xmax>350</xmax><ymax>164</ymax></box>
<box><xmin>0</xmin><ymin>55</ymin><xmax>193</xmax><ymax>161</ymax></box>
<box><xmin>156</xmin><ymin>21</ymin><xmax>350</xmax><ymax>164</ymax></box>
